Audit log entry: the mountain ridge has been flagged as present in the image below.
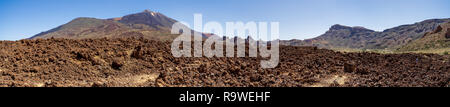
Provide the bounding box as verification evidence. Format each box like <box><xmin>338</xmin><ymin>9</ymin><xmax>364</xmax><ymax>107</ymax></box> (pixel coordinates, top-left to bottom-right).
<box><xmin>281</xmin><ymin>18</ymin><xmax>450</xmax><ymax>50</ymax></box>
<box><xmin>397</xmin><ymin>22</ymin><xmax>450</xmax><ymax>52</ymax></box>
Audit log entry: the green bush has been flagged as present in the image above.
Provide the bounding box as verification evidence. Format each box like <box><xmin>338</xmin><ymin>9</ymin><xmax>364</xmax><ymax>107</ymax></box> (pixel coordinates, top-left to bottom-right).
<box><xmin>444</xmin><ymin>51</ymin><xmax>449</xmax><ymax>55</ymax></box>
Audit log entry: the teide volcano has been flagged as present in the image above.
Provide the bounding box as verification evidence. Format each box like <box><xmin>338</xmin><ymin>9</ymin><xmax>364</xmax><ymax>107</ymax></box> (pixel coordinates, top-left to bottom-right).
<box><xmin>30</xmin><ymin>10</ymin><xmax>184</xmax><ymax>41</ymax></box>
<box><xmin>116</xmin><ymin>10</ymin><xmax>177</xmax><ymax>30</ymax></box>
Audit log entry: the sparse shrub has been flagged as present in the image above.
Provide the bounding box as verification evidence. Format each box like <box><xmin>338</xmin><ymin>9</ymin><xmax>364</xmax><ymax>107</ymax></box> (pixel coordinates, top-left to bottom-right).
<box><xmin>361</xmin><ymin>49</ymin><xmax>367</xmax><ymax>52</ymax></box>
<box><xmin>444</xmin><ymin>51</ymin><xmax>449</xmax><ymax>55</ymax></box>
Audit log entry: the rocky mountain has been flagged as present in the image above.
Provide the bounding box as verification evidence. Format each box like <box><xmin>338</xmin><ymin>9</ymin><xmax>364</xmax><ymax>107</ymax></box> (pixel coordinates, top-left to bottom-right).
<box><xmin>116</xmin><ymin>10</ymin><xmax>177</xmax><ymax>30</ymax></box>
<box><xmin>281</xmin><ymin>24</ymin><xmax>377</xmax><ymax>48</ymax></box>
<box><xmin>30</xmin><ymin>10</ymin><xmax>185</xmax><ymax>41</ymax></box>
<box><xmin>281</xmin><ymin>18</ymin><xmax>450</xmax><ymax>50</ymax></box>
<box><xmin>398</xmin><ymin>22</ymin><xmax>450</xmax><ymax>51</ymax></box>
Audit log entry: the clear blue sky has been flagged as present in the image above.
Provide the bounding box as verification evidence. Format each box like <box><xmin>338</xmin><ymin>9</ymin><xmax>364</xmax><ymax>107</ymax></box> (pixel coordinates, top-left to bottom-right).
<box><xmin>0</xmin><ymin>0</ymin><xmax>449</xmax><ymax>40</ymax></box>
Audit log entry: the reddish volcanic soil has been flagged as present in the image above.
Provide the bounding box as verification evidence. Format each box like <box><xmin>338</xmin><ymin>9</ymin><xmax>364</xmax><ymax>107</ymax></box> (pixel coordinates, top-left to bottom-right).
<box><xmin>0</xmin><ymin>38</ymin><xmax>448</xmax><ymax>87</ymax></box>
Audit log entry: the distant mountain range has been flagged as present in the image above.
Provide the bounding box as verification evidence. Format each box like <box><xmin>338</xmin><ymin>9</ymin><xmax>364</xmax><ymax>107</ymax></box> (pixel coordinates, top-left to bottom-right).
<box><xmin>30</xmin><ymin>10</ymin><xmax>449</xmax><ymax>52</ymax></box>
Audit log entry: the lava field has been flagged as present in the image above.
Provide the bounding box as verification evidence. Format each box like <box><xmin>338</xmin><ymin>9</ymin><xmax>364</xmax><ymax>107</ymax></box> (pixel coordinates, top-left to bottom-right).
<box><xmin>0</xmin><ymin>38</ymin><xmax>448</xmax><ymax>87</ymax></box>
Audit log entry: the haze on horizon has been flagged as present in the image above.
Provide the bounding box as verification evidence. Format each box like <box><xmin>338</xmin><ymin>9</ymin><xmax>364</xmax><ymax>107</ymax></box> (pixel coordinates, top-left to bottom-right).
<box><xmin>0</xmin><ymin>0</ymin><xmax>449</xmax><ymax>41</ymax></box>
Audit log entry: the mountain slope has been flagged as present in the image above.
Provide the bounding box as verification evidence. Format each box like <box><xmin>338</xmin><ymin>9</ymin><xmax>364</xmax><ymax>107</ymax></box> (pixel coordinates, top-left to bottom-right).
<box><xmin>398</xmin><ymin>22</ymin><xmax>450</xmax><ymax>51</ymax></box>
<box><xmin>281</xmin><ymin>18</ymin><xmax>450</xmax><ymax>50</ymax></box>
<box><xmin>366</xmin><ymin>19</ymin><xmax>449</xmax><ymax>49</ymax></box>
<box><xmin>30</xmin><ymin>17</ymin><xmax>133</xmax><ymax>39</ymax></box>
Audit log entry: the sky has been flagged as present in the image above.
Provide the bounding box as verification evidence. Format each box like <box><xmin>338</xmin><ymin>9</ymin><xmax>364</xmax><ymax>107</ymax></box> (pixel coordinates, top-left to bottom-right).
<box><xmin>0</xmin><ymin>0</ymin><xmax>449</xmax><ymax>40</ymax></box>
